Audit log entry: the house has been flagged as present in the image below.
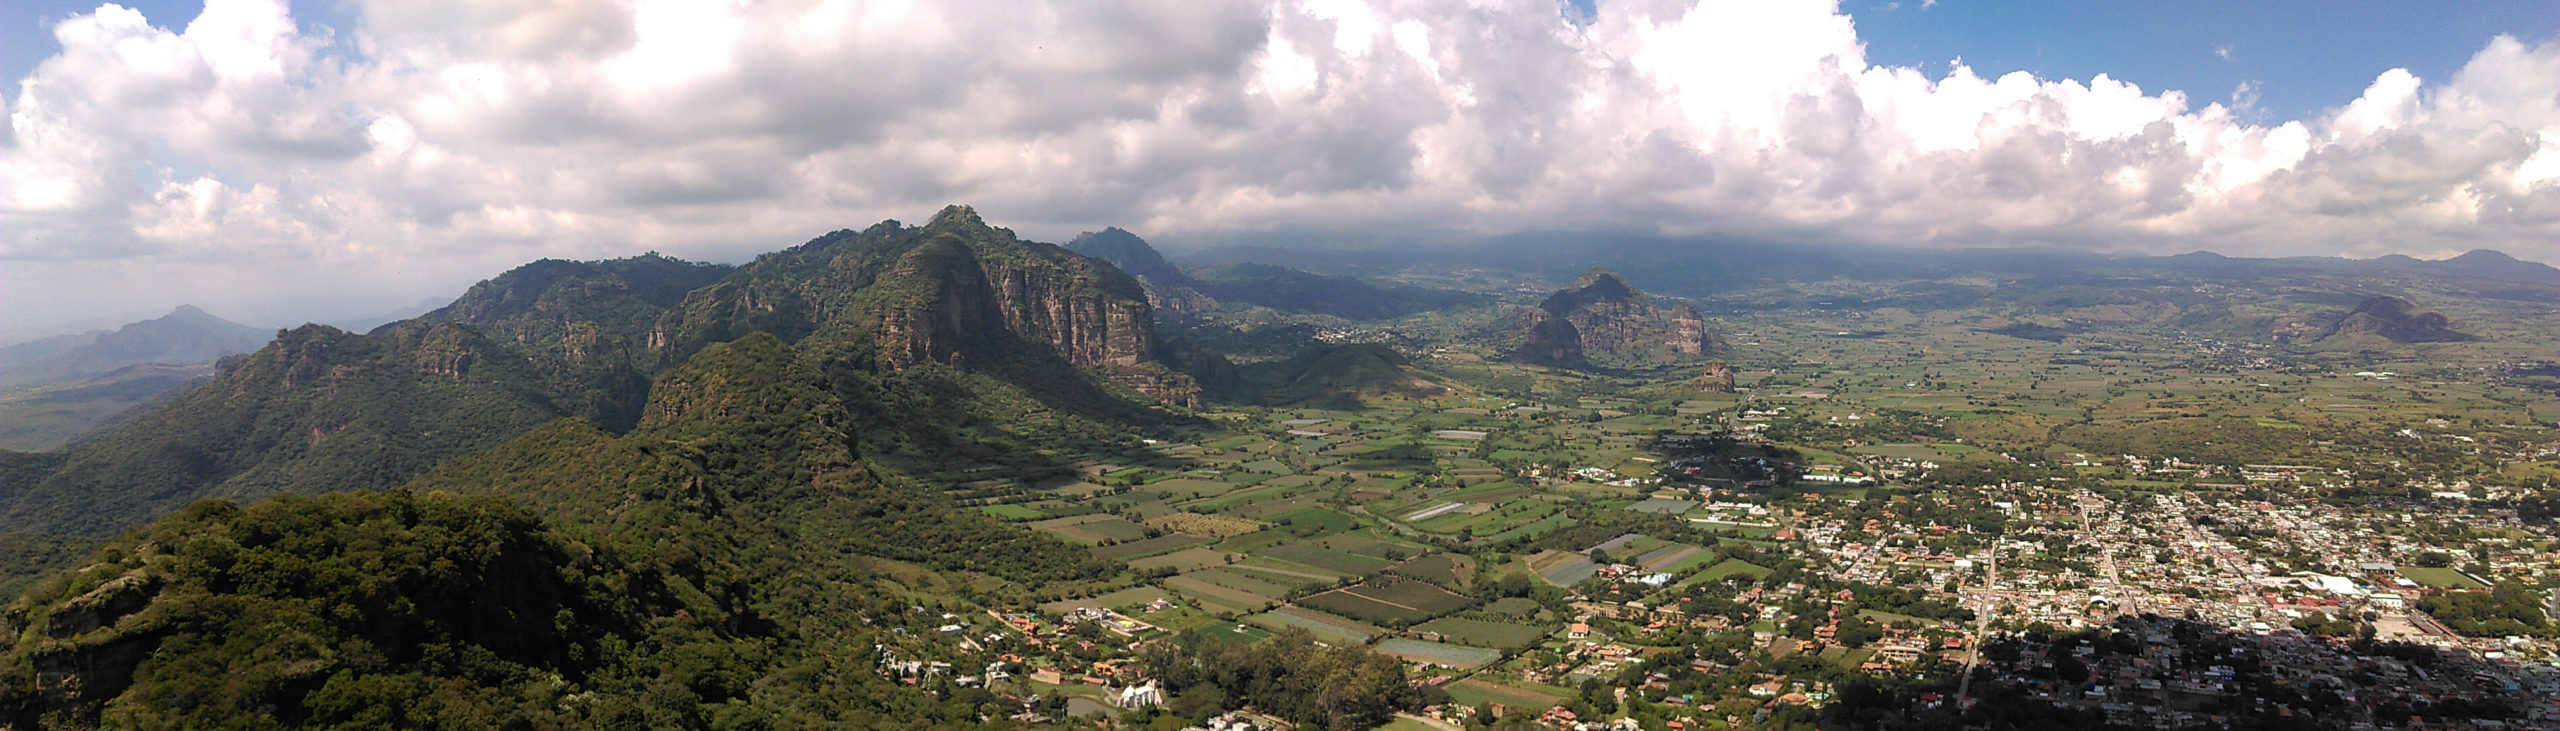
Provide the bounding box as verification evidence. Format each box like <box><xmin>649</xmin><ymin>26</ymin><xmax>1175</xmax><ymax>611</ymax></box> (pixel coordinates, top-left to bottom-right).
<box><xmin>1117</xmin><ymin>683</ymin><xmax>1162</xmax><ymax>709</ymax></box>
<box><xmin>1569</xmin><ymin>623</ymin><xmax>1591</xmax><ymax>639</ymax></box>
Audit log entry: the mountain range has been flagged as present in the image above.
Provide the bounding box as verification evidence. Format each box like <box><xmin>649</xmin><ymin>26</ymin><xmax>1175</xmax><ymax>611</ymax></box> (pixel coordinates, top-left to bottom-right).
<box><xmin>1</xmin><ymin>205</ymin><xmax>2551</xmax><ymax>727</ymax></box>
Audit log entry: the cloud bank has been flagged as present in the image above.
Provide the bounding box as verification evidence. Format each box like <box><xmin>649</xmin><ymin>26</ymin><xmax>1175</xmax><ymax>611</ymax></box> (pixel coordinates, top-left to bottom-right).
<box><xmin>3</xmin><ymin>0</ymin><xmax>2557</xmax><ymax>331</ymax></box>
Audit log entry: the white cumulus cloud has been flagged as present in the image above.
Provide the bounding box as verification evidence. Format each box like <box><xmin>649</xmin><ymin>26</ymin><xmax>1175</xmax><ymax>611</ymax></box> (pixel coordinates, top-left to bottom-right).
<box><xmin>2</xmin><ymin>0</ymin><xmax>2556</xmax><ymax>334</ymax></box>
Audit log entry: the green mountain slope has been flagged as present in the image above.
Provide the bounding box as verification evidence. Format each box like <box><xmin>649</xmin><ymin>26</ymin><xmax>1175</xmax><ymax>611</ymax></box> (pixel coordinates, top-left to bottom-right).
<box><xmin>0</xmin><ymin>205</ymin><xmax>1208</xmax><ymax>598</ymax></box>
<box><xmin>419</xmin><ymin>253</ymin><xmax>734</xmax><ymax>430</ymax></box>
<box><xmin>0</xmin><ymin>322</ymin><xmax>570</xmax><ymax>538</ymax></box>
<box><xmin>2</xmin><ymin>334</ymin><xmax>1112</xmax><ymax>728</ymax></box>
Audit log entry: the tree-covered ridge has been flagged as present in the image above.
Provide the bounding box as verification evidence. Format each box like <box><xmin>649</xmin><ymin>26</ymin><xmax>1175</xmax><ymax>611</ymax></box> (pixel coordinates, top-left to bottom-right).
<box><xmin>0</xmin><ymin>333</ymin><xmax>1118</xmax><ymax>728</ymax></box>
<box><xmin>0</xmin><ymin>485</ymin><xmax>1037</xmax><ymax>730</ymax></box>
<box><xmin>409</xmin><ymin>333</ymin><xmax>1113</xmax><ymax>586</ymax></box>
<box><xmin>0</xmin><ymin>322</ymin><xmax>571</xmax><ymax>538</ymax></box>
<box><xmin>420</xmin><ymin>253</ymin><xmax>733</xmax><ymax>346</ymax></box>
<box><xmin>1</xmin><ymin>490</ymin><xmax>690</xmax><ymax>728</ymax></box>
<box><xmin>419</xmin><ymin>253</ymin><xmax>734</xmax><ymax>430</ymax></box>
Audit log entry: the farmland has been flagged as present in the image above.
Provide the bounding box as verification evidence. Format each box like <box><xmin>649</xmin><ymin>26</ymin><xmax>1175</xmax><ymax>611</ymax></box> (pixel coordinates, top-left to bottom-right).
<box><xmin>1413</xmin><ymin>617</ymin><xmax>1553</xmax><ymax>649</ymax></box>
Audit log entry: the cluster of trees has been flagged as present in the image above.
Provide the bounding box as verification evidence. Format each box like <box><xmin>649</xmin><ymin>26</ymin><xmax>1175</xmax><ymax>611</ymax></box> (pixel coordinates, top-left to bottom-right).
<box><xmin>2417</xmin><ymin>584</ymin><xmax>2557</xmax><ymax>639</ymax></box>
<box><xmin>1142</xmin><ymin>628</ymin><xmax>1431</xmax><ymax>728</ymax></box>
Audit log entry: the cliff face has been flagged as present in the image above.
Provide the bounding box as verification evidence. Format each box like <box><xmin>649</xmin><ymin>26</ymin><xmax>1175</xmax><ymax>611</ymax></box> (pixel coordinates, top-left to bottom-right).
<box><xmin>1516</xmin><ymin>268</ymin><xmax>1723</xmax><ymax>368</ymax></box>
<box><xmin>1692</xmin><ymin>359</ymin><xmax>1736</xmax><ymax>393</ymax></box>
<box><xmin>1667</xmin><ymin>303</ymin><xmax>1724</xmax><ymax>356</ymax></box>
<box><xmin>653</xmin><ymin>205</ymin><xmax>1193</xmax><ymax>404</ymax></box>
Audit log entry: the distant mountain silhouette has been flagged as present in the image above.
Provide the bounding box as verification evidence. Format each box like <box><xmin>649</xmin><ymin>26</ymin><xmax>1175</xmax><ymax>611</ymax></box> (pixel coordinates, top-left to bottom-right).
<box><xmin>2312</xmin><ymin>295</ymin><xmax>2477</xmax><ymax>345</ymax></box>
<box><xmin>0</xmin><ymin>306</ymin><xmax>268</xmax><ymax>388</ymax></box>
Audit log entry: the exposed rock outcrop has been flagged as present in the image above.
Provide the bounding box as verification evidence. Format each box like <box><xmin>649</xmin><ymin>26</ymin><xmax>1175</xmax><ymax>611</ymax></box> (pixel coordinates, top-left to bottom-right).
<box><xmin>1515</xmin><ymin>268</ymin><xmax>1723</xmax><ymax>368</ymax></box>
<box><xmin>1692</xmin><ymin>359</ymin><xmax>1736</xmax><ymax>393</ymax></box>
<box><xmin>652</xmin><ymin>205</ymin><xmax>1191</xmax><ymax>404</ymax></box>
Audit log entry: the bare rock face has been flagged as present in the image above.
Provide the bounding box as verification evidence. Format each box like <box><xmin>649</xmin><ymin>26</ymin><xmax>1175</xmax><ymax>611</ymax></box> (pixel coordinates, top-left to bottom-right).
<box><xmin>1667</xmin><ymin>303</ymin><xmax>1725</xmax><ymax>356</ymax></box>
<box><xmin>872</xmin><ymin>210</ymin><xmax>1159</xmax><ymax>374</ymax></box>
<box><xmin>653</xmin><ymin>205</ymin><xmax>1186</xmax><ymax>405</ymax></box>
<box><xmin>1516</xmin><ymin>307</ymin><xmax>1590</xmax><ymax>369</ymax></box>
<box><xmin>1693</xmin><ymin>359</ymin><xmax>1736</xmax><ymax>393</ymax></box>
<box><xmin>1515</xmin><ymin>268</ymin><xmax>1724</xmax><ymax>368</ymax></box>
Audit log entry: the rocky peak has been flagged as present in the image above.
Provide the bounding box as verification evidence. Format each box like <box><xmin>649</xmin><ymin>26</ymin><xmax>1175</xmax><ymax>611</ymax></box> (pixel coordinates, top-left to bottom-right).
<box><xmin>1515</xmin><ymin>268</ymin><xmax>1724</xmax><ymax>368</ymax></box>
<box><xmin>652</xmin><ymin>206</ymin><xmax>1189</xmax><ymax>404</ymax></box>
<box><xmin>929</xmin><ymin>204</ymin><xmax>986</xmax><ymax>229</ymax></box>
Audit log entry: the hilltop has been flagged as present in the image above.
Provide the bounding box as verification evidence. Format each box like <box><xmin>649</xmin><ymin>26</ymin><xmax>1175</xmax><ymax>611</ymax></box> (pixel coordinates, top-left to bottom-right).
<box><xmin>1515</xmin><ymin>268</ymin><xmax>1723</xmax><ymax>369</ymax></box>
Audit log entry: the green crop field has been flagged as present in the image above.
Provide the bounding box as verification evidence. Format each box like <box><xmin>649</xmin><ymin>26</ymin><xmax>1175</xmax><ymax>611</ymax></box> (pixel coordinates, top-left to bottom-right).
<box><xmin>1414</xmin><ymin>617</ymin><xmax>1552</xmax><ymax>649</ymax></box>
<box><xmin>1256</xmin><ymin>543</ymin><xmax>1394</xmax><ymax>575</ymax></box>
<box><xmin>1178</xmin><ymin>567</ymin><xmax>1294</xmax><ymax>601</ymax></box>
<box><xmin>1299</xmin><ymin>589</ymin><xmax>1431</xmax><ymax>625</ymax></box>
<box><xmin>1389</xmin><ymin>553</ymin><xmax>1473</xmax><ymax>588</ymax></box>
<box><xmin>1125</xmin><ymin>547</ymin><xmax>1233</xmax><ymax>573</ymax></box>
<box><xmin>1032</xmin><ymin>515</ymin><xmax>1152</xmax><ymax>544</ymax></box>
<box><xmin>1445</xmin><ymin>679</ymin><xmax>1570</xmax><ymax>710</ymax></box>
<box><xmin>1374</xmin><ymin>638</ymin><xmax>1503</xmax><ymax>668</ymax></box>
<box><xmin>1090</xmin><ymin>533</ymin><xmax>1211</xmax><ymax>560</ymax></box>
<box><xmin>1164</xmin><ymin>575</ymin><xmax>1276</xmax><ymax>614</ymax></box>
<box><xmin>2399</xmin><ymin>566</ymin><xmax>2490</xmax><ymax>590</ymax></box>
<box><xmin>1684</xmin><ymin>558</ymin><xmax>1772</xmax><ymax>586</ymax></box>
<box><xmin>974</xmin><ymin>504</ymin><xmax>1045</xmax><ymax>520</ymax></box>
<box><xmin>1246</xmin><ymin>606</ymin><xmax>1383</xmax><ymax>644</ymax></box>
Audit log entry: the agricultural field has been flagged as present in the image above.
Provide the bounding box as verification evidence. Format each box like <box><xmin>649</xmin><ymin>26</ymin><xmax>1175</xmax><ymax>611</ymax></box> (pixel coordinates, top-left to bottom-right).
<box><xmin>1298</xmin><ymin>577</ymin><xmax>1475</xmax><ymax>625</ymax></box>
<box><xmin>1685</xmin><ymin>558</ymin><xmax>1773</xmax><ymax>586</ymax></box>
<box><xmin>1413</xmin><ymin>617</ymin><xmax>1554</xmax><ymax>649</ymax></box>
<box><xmin>1444</xmin><ymin>679</ymin><xmax>1571</xmax><ymax>710</ymax></box>
<box><xmin>1177</xmin><ymin>568</ymin><xmax>1295</xmax><ymax>602</ymax></box>
<box><xmin>1090</xmin><ymin>533</ymin><xmax>1213</xmax><ymax>561</ymax></box>
<box><xmin>1256</xmin><ymin>543</ymin><xmax>1395</xmax><ymax>575</ymax></box>
<box><xmin>1126</xmin><ymin>548</ymin><xmax>1234</xmax><ymax>573</ymax></box>
<box><xmin>1388</xmin><ymin>553</ymin><xmax>1475</xmax><ymax>589</ymax></box>
<box><xmin>1163</xmin><ymin>575</ymin><xmax>1277</xmax><ymax>614</ymax></box>
<box><xmin>1031</xmin><ymin>515</ymin><xmax>1153</xmax><ymax>545</ymax></box>
<box><xmin>1373</xmin><ymin>638</ymin><xmax>1504</xmax><ymax>668</ymax></box>
<box><xmin>974</xmin><ymin>503</ymin><xmax>1046</xmax><ymax>520</ymax></box>
<box><xmin>1144</xmin><ymin>512</ymin><xmax>1268</xmax><ymax>538</ymax></box>
<box><xmin>1246</xmin><ymin>605</ymin><xmax>1385</xmax><ymax>644</ymax></box>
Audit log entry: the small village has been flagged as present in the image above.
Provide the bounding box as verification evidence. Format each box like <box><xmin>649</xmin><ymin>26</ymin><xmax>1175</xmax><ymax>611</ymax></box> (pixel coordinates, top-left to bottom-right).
<box><xmin>860</xmin><ymin>367</ymin><xmax>2560</xmax><ymax>730</ymax></box>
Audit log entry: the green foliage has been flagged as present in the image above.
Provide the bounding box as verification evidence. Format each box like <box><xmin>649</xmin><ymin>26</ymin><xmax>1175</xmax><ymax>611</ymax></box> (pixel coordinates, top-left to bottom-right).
<box><xmin>0</xmin><ymin>491</ymin><xmax>686</xmax><ymax>728</ymax></box>
<box><xmin>1145</xmin><ymin>627</ymin><xmax>1427</xmax><ymax>728</ymax></box>
<box><xmin>2417</xmin><ymin>584</ymin><xmax>2556</xmax><ymax>638</ymax></box>
<box><xmin>421</xmin><ymin>253</ymin><xmax>732</xmax><ymax>431</ymax></box>
<box><xmin>0</xmin><ymin>531</ymin><xmax>98</xmax><ymax>600</ymax></box>
<box><xmin>0</xmin><ymin>323</ymin><xmax>571</xmax><ymax>539</ymax></box>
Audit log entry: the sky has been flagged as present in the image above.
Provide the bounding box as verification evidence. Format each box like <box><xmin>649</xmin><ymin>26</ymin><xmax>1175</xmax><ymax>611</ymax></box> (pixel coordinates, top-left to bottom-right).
<box><xmin>2</xmin><ymin>0</ymin><xmax>2556</xmax><ymax>339</ymax></box>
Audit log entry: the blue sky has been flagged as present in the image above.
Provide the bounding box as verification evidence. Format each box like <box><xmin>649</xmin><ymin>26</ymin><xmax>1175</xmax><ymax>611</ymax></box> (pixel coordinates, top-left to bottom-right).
<box><xmin>12</xmin><ymin>1</ymin><xmax>2553</xmax><ymax>125</ymax></box>
<box><xmin>3</xmin><ymin>0</ymin><xmax>2557</xmax><ymax>335</ymax></box>
<box><xmin>1847</xmin><ymin>0</ymin><xmax>2558</xmax><ymax>121</ymax></box>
